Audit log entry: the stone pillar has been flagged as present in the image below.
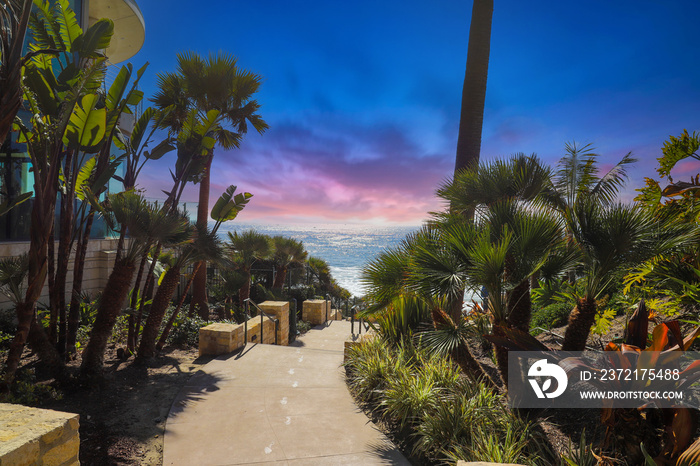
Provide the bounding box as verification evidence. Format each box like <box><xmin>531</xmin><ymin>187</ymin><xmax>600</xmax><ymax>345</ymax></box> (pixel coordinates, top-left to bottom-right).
<box><xmin>302</xmin><ymin>299</ymin><xmax>327</xmax><ymax>325</ymax></box>
<box><xmin>0</xmin><ymin>404</ymin><xmax>80</xmax><ymax>466</ymax></box>
<box><xmin>259</xmin><ymin>301</ymin><xmax>290</xmax><ymax>346</ymax></box>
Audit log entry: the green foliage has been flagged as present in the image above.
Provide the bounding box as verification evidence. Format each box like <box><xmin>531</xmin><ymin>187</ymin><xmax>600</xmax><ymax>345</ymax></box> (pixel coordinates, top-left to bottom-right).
<box><xmin>1</xmin><ymin>368</ymin><xmax>62</xmax><ymax>406</ymax></box>
<box><xmin>296</xmin><ymin>320</ymin><xmax>311</xmax><ymax>335</ymax></box>
<box><xmin>167</xmin><ymin>315</ymin><xmax>209</xmax><ymax>347</ymax></box>
<box><xmin>561</xmin><ymin>431</ymin><xmax>597</xmax><ymax>466</ymax></box>
<box><xmin>590</xmin><ymin>307</ymin><xmax>616</xmax><ymax>336</ymax></box>
<box><xmin>343</xmin><ymin>337</ymin><xmax>550</xmax><ymax>464</ymax></box>
<box><xmin>361</xmin><ymin>295</ymin><xmax>431</xmax><ymax>345</ymax></box>
<box><xmin>531</xmin><ymin>301</ymin><xmax>571</xmax><ymax>331</ymax></box>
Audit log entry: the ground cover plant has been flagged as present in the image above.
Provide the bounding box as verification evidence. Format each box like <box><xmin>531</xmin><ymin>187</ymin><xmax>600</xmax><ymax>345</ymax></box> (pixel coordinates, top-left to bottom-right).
<box><xmin>344</xmin><ymin>335</ymin><xmax>552</xmax><ymax>464</ymax></box>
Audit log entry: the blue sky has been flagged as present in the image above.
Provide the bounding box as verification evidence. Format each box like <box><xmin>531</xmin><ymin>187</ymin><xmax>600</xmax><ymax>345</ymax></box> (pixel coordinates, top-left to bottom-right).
<box><xmin>126</xmin><ymin>0</ymin><xmax>700</xmax><ymax>225</ymax></box>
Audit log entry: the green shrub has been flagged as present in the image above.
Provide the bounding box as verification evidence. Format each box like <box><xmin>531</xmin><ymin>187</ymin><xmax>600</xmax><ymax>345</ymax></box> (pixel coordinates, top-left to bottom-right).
<box><xmin>1</xmin><ymin>368</ymin><xmax>62</xmax><ymax>406</ymax></box>
<box><xmin>167</xmin><ymin>315</ymin><xmax>209</xmax><ymax>347</ymax></box>
<box><xmin>344</xmin><ymin>336</ymin><xmax>552</xmax><ymax>465</ymax></box>
<box><xmin>531</xmin><ymin>301</ymin><xmax>572</xmax><ymax>332</ymax></box>
<box><xmin>296</xmin><ymin>320</ymin><xmax>312</xmax><ymax>335</ymax></box>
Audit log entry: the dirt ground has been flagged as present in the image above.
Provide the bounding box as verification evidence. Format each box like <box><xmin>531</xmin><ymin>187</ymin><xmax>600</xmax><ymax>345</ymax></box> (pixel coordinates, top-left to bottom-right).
<box><xmin>36</xmin><ymin>346</ymin><xmax>207</xmax><ymax>465</ymax></box>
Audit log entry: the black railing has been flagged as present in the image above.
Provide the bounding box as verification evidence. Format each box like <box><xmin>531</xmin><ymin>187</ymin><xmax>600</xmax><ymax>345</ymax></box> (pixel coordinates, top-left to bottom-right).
<box><xmin>244</xmin><ymin>298</ymin><xmax>279</xmax><ymax>345</ymax></box>
<box><xmin>350</xmin><ymin>306</ymin><xmax>368</xmax><ymax>336</ymax></box>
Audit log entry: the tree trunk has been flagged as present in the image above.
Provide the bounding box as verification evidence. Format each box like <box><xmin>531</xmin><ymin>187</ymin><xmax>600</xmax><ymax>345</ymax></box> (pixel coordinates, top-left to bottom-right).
<box><xmin>127</xmin><ymin>251</ymin><xmax>150</xmax><ymax>352</ymax></box>
<box><xmin>239</xmin><ymin>269</ymin><xmax>251</xmax><ymax>306</ymax></box>
<box><xmin>67</xmin><ymin>210</ymin><xmax>95</xmax><ymax>356</ymax></box>
<box><xmin>2</xmin><ymin>177</ymin><xmax>59</xmax><ymax>387</ymax></box>
<box><xmin>55</xmin><ymin>184</ymin><xmax>75</xmax><ymax>356</ymax></box>
<box><xmin>48</xmin><ymin>229</ymin><xmax>57</xmax><ymax>344</ymax></box>
<box><xmin>137</xmin><ymin>265</ymin><xmax>181</xmax><ymax>360</ymax></box>
<box><xmin>272</xmin><ymin>265</ymin><xmax>287</xmax><ymax>292</ymax></box>
<box><xmin>80</xmin><ymin>257</ymin><xmax>136</xmax><ymax>377</ymax></box>
<box><xmin>561</xmin><ymin>296</ymin><xmax>597</xmax><ymax>351</ymax></box>
<box><xmin>157</xmin><ymin>264</ymin><xmax>199</xmax><ymax>352</ymax></box>
<box><xmin>191</xmin><ymin>155</ymin><xmax>213</xmax><ymax>319</ymax></box>
<box><xmin>2</xmin><ymin>302</ymin><xmax>34</xmax><ymax>393</ymax></box>
<box><xmin>506</xmin><ymin>279</ymin><xmax>531</xmax><ymax>333</ymax></box>
<box><xmin>453</xmin><ymin>0</ymin><xmax>493</xmax><ymax>174</ymax></box>
<box><xmin>491</xmin><ymin>321</ymin><xmax>510</xmax><ymax>387</ymax></box>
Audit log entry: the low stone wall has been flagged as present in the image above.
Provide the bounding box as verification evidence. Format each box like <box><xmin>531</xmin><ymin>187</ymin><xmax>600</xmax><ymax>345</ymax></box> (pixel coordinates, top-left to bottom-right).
<box><xmin>246</xmin><ymin>315</ymin><xmax>277</xmax><ymax>345</ymax></box>
<box><xmin>0</xmin><ymin>403</ymin><xmax>80</xmax><ymax>466</ymax></box>
<box><xmin>199</xmin><ymin>301</ymin><xmax>291</xmax><ymax>356</ymax></box>
<box><xmin>0</xmin><ymin>238</ymin><xmax>153</xmax><ymax>311</ymax></box>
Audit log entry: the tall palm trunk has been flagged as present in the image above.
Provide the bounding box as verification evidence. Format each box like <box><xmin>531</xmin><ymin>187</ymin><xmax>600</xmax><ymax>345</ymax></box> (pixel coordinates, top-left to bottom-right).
<box><xmin>454</xmin><ymin>0</ymin><xmax>493</xmax><ymax>174</ymax></box>
<box><xmin>272</xmin><ymin>265</ymin><xmax>288</xmax><ymax>292</ymax></box>
<box><xmin>80</xmin><ymin>257</ymin><xmax>136</xmax><ymax>377</ymax></box>
<box><xmin>54</xmin><ymin>180</ymin><xmax>76</xmax><ymax>355</ymax></box>
<box><xmin>561</xmin><ymin>296</ymin><xmax>596</xmax><ymax>351</ymax></box>
<box><xmin>3</xmin><ymin>176</ymin><xmax>63</xmax><ymax>388</ymax></box>
<box><xmin>137</xmin><ymin>265</ymin><xmax>181</xmax><ymax>360</ymax></box>
<box><xmin>191</xmin><ymin>156</ymin><xmax>213</xmax><ymax>319</ymax></box>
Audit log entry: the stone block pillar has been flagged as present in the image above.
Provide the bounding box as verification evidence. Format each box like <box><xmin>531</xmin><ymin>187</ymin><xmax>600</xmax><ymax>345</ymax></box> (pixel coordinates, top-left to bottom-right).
<box><xmin>302</xmin><ymin>299</ymin><xmax>328</xmax><ymax>325</ymax></box>
<box><xmin>259</xmin><ymin>301</ymin><xmax>290</xmax><ymax>346</ymax></box>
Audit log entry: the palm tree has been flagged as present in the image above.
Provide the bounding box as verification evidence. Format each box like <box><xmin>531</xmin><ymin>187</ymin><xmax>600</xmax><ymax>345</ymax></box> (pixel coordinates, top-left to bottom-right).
<box><xmin>559</xmin><ymin>200</ymin><xmax>692</xmax><ymax>351</ymax></box>
<box><xmin>454</xmin><ymin>0</ymin><xmax>494</xmax><ymax>174</ymax></box>
<box><xmin>540</xmin><ymin>144</ymin><xmax>694</xmax><ymax>350</ymax></box>
<box><xmin>271</xmin><ymin>236</ymin><xmax>307</xmax><ymax>293</ymax></box>
<box><xmin>80</xmin><ymin>192</ymin><xmax>191</xmax><ymax>377</ymax></box>
<box><xmin>226</xmin><ymin>230</ymin><xmax>272</xmax><ymax>306</ymax></box>
<box><xmin>362</xmin><ymin>226</ymin><xmax>496</xmax><ymax>387</ymax></box>
<box><xmin>152</xmin><ymin>52</ymin><xmax>268</xmax><ymax>318</ymax></box>
<box><xmin>137</xmin><ymin>226</ymin><xmax>222</xmax><ymax>360</ymax></box>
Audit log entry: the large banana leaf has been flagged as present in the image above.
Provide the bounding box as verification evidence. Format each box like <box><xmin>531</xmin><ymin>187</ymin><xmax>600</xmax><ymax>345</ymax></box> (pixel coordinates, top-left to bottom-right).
<box><xmin>73</xmin><ymin>18</ymin><xmax>113</xmax><ymax>58</ymax></box>
<box><xmin>56</xmin><ymin>0</ymin><xmax>81</xmax><ymax>51</ymax></box>
<box><xmin>63</xmin><ymin>94</ymin><xmax>106</xmax><ymax>152</ymax></box>
<box><xmin>211</xmin><ymin>185</ymin><xmax>253</xmax><ymax>223</ymax></box>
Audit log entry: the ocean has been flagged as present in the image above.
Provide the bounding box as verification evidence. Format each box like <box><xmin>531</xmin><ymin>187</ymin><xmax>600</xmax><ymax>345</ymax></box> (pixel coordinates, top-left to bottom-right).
<box><xmin>216</xmin><ymin>223</ymin><xmax>419</xmax><ymax>298</ymax></box>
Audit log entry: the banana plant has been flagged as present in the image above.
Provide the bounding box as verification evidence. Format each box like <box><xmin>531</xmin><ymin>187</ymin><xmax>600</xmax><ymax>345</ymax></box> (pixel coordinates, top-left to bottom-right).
<box><xmin>2</xmin><ymin>0</ymin><xmax>115</xmax><ymax>390</ymax></box>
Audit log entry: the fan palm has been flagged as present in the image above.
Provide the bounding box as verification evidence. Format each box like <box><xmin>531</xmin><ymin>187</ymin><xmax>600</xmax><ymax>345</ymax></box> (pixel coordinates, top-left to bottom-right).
<box><xmin>226</xmin><ymin>230</ymin><xmax>272</xmax><ymax>306</ymax></box>
<box><xmin>271</xmin><ymin>236</ymin><xmax>308</xmax><ymax>293</ymax></box>
<box><xmin>80</xmin><ymin>192</ymin><xmax>192</xmax><ymax>376</ymax></box>
<box><xmin>152</xmin><ymin>52</ymin><xmax>268</xmax><ymax>317</ymax></box>
<box><xmin>362</xmin><ymin>226</ymin><xmax>495</xmax><ymax>386</ymax></box>
<box><xmin>560</xmin><ymin>200</ymin><xmax>694</xmax><ymax>350</ymax></box>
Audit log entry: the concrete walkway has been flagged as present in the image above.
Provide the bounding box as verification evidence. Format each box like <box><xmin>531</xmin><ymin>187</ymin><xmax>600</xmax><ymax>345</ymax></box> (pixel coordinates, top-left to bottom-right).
<box><xmin>163</xmin><ymin>320</ymin><xmax>410</xmax><ymax>465</ymax></box>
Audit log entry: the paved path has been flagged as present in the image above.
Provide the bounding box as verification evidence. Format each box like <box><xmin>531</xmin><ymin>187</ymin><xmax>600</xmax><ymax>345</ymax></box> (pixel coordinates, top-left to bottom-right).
<box><xmin>163</xmin><ymin>320</ymin><xmax>410</xmax><ymax>465</ymax></box>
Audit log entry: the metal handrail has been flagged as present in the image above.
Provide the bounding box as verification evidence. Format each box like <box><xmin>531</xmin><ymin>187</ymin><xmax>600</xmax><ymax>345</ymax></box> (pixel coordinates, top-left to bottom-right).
<box><xmin>244</xmin><ymin>298</ymin><xmax>279</xmax><ymax>345</ymax></box>
<box><xmin>350</xmin><ymin>306</ymin><xmax>366</xmax><ymax>336</ymax></box>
